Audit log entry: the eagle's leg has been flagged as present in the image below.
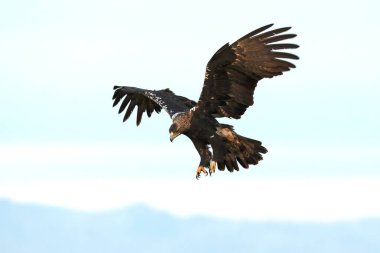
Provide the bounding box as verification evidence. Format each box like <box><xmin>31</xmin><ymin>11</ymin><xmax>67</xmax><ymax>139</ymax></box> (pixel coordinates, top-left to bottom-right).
<box><xmin>189</xmin><ymin>136</ymin><xmax>212</xmax><ymax>180</ymax></box>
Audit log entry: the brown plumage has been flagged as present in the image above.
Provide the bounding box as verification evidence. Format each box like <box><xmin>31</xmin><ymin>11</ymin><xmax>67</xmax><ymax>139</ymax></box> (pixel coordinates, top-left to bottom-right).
<box><xmin>112</xmin><ymin>24</ymin><xmax>299</xmax><ymax>179</ymax></box>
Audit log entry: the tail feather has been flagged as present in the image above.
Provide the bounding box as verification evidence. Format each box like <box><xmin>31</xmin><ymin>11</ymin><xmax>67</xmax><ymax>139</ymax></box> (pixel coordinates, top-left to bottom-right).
<box><xmin>235</xmin><ymin>134</ymin><xmax>267</xmax><ymax>169</ymax></box>
<box><xmin>213</xmin><ymin>126</ymin><xmax>268</xmax><ymax>172</ymax></box>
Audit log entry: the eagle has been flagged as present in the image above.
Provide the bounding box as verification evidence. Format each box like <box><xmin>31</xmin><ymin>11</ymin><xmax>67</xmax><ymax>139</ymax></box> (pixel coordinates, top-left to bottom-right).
<box><xmin>112</xmin><ymin>24</ymin><xmax>299</xmax><ymax>179</ymax></box>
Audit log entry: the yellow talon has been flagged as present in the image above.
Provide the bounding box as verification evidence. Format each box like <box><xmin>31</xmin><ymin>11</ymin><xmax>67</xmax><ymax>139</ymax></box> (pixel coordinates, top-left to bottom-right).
<box><xmin>196</xmin><ymin>166</ymin><xmax>208</xmax><ymax>179</ymax></box>
<box><xmin>209</xmin><ymin>160</ymin><xmax>216</xmax><ymax>175</ymax></box>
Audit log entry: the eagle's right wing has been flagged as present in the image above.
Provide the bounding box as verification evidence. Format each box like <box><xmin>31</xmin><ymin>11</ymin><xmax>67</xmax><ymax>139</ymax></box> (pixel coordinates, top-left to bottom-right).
<box><xmin>112</xmin><ymin>86</ymin><xmax>196</xmax><ymax>125</ymax></box>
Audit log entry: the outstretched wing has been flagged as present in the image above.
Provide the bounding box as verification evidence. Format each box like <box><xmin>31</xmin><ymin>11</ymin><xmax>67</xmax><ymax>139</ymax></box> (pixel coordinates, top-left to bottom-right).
<box><xmin>197</xmin><ymin>24</ymin><xmax>299</xmax><ymax>119</ymax></box>
<box><xmin>112</xmin><ymin>86</ymin><xmax>196</xmax><ymax>125</ymax></box>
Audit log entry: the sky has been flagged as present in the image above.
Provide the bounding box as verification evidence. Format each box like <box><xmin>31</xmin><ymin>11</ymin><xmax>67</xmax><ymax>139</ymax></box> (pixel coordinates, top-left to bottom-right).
<box><xmin>0</xmin><ymin>0</ymin><xmax>379</xmax><ymax>221</ymax></box>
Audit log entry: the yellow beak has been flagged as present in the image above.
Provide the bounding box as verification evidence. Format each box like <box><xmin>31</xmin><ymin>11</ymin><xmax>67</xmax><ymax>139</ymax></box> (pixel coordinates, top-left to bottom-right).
<box><xmin>170</xmin><ymin>131</ymin><xmax>180</xmax><ymax>142</ymax></box>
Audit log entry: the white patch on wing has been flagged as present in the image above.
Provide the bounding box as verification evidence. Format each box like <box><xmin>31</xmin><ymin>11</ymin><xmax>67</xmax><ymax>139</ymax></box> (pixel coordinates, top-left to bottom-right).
<box><xmin>205</xmin><ymin>66</ymin><xmax>210</xmax><ymax>80</ymax></box>
<box><xmin>143</xmin><ymin>91</ymin><xmax>175</xmax><ymax>116</ymax></box>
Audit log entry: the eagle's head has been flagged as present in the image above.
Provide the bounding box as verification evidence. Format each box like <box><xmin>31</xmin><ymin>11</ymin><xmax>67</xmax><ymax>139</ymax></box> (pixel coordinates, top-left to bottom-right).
<box><xmin>169</xmin><ymin>112</ymin><xmax>191</xmax><ymax>142</ymax></box>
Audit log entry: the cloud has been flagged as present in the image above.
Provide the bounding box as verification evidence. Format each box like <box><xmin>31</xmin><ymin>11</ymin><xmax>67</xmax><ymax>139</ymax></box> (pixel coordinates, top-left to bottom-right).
<box><xmin>1</xmin><ymin>142</ymin><xmax>379</xmax><ymax>181</ymax></box>
<box><xmin>1</xmin><ymin>177</ymin><xmax>380</xmax><ymax>222</ymax></box>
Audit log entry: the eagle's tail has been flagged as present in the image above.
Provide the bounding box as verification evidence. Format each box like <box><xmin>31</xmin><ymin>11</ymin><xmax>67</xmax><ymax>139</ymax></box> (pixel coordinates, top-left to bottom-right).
<box><xmin>235</xmin><ymin>135</ymin><xmax>268</xmax><ymax>168</ymax></box>
<box><xmin>213</xmin><ymin>125</ymin><xmax>268</xmax><ymax>172</ymax></box>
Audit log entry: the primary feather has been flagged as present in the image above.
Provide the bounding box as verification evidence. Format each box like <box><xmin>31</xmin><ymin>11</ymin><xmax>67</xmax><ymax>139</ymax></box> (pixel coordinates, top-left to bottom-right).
<box><xmin>113</xmin><ymin>86</ymin><xmax>196</xmax><ymax>125</ymax></box>
<box><xmin>196</xmin><ymin>23</ymin><xmax>299</xmax><ymax>119</ymax></box>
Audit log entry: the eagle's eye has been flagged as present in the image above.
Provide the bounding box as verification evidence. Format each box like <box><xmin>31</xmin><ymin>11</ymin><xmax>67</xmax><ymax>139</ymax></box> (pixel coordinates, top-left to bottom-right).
<box><xmin>169</xmin><ymin>123</ymin><xmax>178</xmax><ymax>133</ymax></box>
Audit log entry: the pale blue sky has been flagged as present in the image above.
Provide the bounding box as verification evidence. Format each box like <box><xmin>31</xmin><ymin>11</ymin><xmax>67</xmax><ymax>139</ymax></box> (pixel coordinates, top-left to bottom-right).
<box><xmin>0</xmin><ymin>0</ymin><xmax>379</xmax><ymax>184</ymax></box>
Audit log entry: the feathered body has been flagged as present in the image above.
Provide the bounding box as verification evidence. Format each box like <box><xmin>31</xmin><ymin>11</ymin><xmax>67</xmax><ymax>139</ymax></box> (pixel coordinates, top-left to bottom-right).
<box><xmin>112</xmin><ymin>24</ymin><xmax>299</xmax><ymax>178</ymax></box>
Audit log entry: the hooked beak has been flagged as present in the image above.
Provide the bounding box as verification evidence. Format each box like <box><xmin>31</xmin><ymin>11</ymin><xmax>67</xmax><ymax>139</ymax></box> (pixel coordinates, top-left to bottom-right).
<box><xmin>170</xmin><ymin>132</ymin><xmax>180</xmax><ymax>142</ymax></box>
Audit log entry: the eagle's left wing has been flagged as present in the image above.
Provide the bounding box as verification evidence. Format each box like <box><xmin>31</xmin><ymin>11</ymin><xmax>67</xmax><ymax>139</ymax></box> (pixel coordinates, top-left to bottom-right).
<box><xmin>196</xmin><ymin>24</ymin><xmax>299</xmax><ymax>119</ymax></box>
<box><xmin>112</xmin><ymin>86</ymin><xmax>196</xmax><ymax>125</ymax></box>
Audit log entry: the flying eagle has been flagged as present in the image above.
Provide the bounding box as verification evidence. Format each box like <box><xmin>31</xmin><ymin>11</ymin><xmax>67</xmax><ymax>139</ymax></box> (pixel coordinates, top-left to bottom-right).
<box><xmin>112</xmin><ymin>24</ymin><xmax>299</xmax><ymax>179</ymax></box>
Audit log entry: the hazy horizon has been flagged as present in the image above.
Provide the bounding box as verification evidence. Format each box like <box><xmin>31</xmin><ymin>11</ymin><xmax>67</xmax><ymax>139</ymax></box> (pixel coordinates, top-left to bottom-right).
<box><xmin>1</xmin><ymin>199</ymin><xmax>380</xmax><ymax>253</ymax></box>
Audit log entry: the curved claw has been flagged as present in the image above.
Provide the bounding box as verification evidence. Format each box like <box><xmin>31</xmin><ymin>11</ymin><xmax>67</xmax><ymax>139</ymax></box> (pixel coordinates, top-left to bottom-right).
<box><xmin>196</xmin><ymin>166</ymin><xmax>208</xmax><ymax>180</ymax></box>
